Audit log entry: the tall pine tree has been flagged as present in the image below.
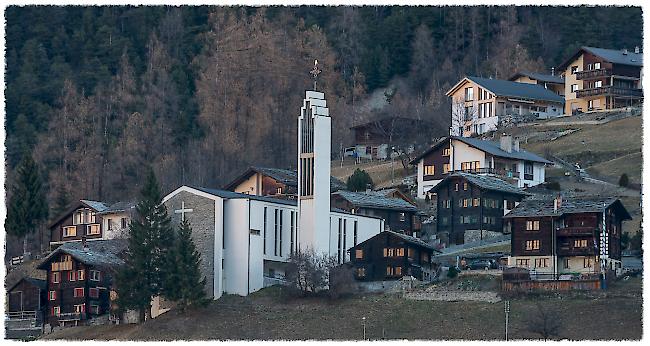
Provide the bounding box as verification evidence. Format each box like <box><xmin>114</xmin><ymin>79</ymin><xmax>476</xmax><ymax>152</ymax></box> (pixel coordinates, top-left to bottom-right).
<box><xmin>5</xmin><ymin>152</ymin><xmax>48</xmax><ymax>255</ymax></box>
<box><xmin>164</xmin><ymin>219</ymin><xmax>206</xmax><ymax>311</ymax></box>
<box><xmin>115</xmin><ymin>168</ymin><xmax>174</xmax><ymax>322</ymax></box>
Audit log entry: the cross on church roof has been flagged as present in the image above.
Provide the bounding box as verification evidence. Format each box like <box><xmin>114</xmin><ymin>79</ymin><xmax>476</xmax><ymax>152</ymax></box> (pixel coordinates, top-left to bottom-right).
<box><xmin>310</xmin><ymin>59</ymin><xmax>322</xmax><ymax>91</ymax></box>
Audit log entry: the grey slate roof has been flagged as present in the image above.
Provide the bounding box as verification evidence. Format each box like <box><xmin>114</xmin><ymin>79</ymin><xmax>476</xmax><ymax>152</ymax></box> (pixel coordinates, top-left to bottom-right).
<box><xmin>583</xmin><ymin>46</ymin><xmax>643</xmax><ymax>67</ymax></box>
<box><xmin>510</xmin><ymin>71</ymin><xmax>564</xmax><ymax>84</ymax></box>
<box><xmin>80</xmin><ymin>200</ymin><xmax>109</xmax><ymax>212</ymax></box>
<box><xmin>39</xmin><ymin>239</ymin><xmax>128</xmax><ymax>270</ymax></box>
<box><xmin>333</xmin><ymin>190</ymin><xmax>418</xmax><ymax>212</ymax></box>
<box><xmin>384</xmin><ymin>230</ymin><xmax>442</xmax><ymax>252</ymax></box>
<box><xmin>467</xmin><ymin>76</ymin><xmax>565</xmax><ymax>103</ymax></box>
<box><xmin>429</xmin><ymin>172</ymin><xmax>528</xmax><ymax>196</ymax></box>
<box><xmin>7</xmin><ymin>277</ymin><xmax>47</xmax><ymax>292</ymax></box>
<box><xmin>225</xmin><ymin>166</ymin><xmax>346</xmax><ymax>192</ymax></box>
<box><xmin>453</xmin><ymin>136</ymin><xmax>554</xmax><ymax>164</ymax></box>
<box><xmin>99</xmin><ymin>201</ymin><xmax>137</xmax><ymax>214</ymax></box>
<box><xmin>190</xmin><ymin>186</ymin><xmax>298</xmax><ymax>206</ymax></box>
<box><xmin>504</xmin><ymin>197</ymin><xmax>632</xmax><ymax>219</ymax></box>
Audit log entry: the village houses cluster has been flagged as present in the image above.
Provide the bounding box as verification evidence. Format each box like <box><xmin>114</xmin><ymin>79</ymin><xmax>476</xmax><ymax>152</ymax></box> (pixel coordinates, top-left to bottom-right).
<box><xmin>6</xmin><ymin>46</ymin><xmax>641</xmax><ymax>330</ymax></box>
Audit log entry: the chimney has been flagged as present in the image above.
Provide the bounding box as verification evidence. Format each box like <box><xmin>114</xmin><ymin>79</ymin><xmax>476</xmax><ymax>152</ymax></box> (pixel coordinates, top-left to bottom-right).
<box><xmin>551</xmin><ymin>67</ymin><xmax>555</xmax><ymax>76</ymax></box>
<box><xmin>365</xmin><ymin>184</ymin><xmax>372</xmax><ymax>194</ymax></box>
<box><xmin>500</xmin><ymin>133</ymin><xmax>513</xmax><ymax>153</ymax></box>
<box><xmin>635</xmin><ymin>46</ymin><xmax>640</xmax><ymax>54</ymax></box>
<box><xmin>623</xmin><ymin>48</ymin><xmax>628</xmax><ymax>55</ymax></box>
<box><xmin>553</xmin><ymin>194</ymin><xmax>562</xmax><ymax>213</ymax></box>
<box><xmin>513</xmin><ymin>138</ymin><xmax>520</xmax><ymax>152</ymax></box>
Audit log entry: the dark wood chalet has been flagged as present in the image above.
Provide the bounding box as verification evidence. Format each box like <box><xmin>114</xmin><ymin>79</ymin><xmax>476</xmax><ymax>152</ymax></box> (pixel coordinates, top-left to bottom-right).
<box><xmin>430</xmin><ymin>172</ymin><xmax>528</xmax><ymax>245</ymax></box>
<box><xmin>408</xmin><ymin>137</ymin><xmax>451</xmax><ymax>186</ymax></box>
<box><xmin>505</xmin><ymin>197</ymin><xmax>631</xmax><ymax>279</ymax></box>
<box><xmin>331</xmin><ymin>190</ymin><xmax>422</xmax><ymax>236</ymax></box>
<box><xmin>224</xmin><ymin>166</ymin><xmax>345</xmax><ymax>198</ymax></box>
<box><xmin>348</xmin><ymin>230</ymin><xmax>441</xmax><ymax>281</ymax></box>
<box><xmin>37</xmin><ymin>239</ymin><xmax>127</xmax><ymax>327</ymax></box>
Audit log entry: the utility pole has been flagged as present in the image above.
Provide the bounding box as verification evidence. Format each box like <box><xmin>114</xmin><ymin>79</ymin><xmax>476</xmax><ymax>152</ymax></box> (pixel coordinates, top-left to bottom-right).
<box><xmin>504</xmin><ymin>300</ymin><xmax>510</xmax><ymax>341</ymax></box>
<box><xmin>390</xmin><ymin>146</ymin><xmax>395</xmax><ymax>183</ymax></box>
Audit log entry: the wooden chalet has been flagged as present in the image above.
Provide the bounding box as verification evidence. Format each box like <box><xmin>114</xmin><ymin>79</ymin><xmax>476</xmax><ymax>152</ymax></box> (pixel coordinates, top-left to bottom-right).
<box><xmin>331</xmin><ymin>190</ymin><xmax>422</xmax><ymax>236</ymax></box>
<box><xmin>48</xmin><ymin>199</ymin><xmax>135</xmax><ymax>249</ymax></box>
<box><xmin>6</xmin><ymin>277</ymin><xmax>47</xmax><ymax>318</ymax></box>
<box><xmin>37</xmin><ymin>239</ymin><xmax>128</xmax><ymax>327</ymax></box>
<box><xmin>505</xmin><ymin>197</ymin><xmax>631</xmax><ymax>280</ymax></box>
<box><xmin>224</xmin><ymin>166</ymin><xmax>345</xmax><ymax>198</ymax></box>
<box><xmin>430</xmin><ymin>172</ymin><xmax>528</xmax><ymax>245</ymax></box>
<box><xmin>348</xmin><ymin>116</ymin><xmax>434</xmax><ymax>160</ymax></box>
<box><xmin>348</xmin><ymin>230</ymin><xmax>441</xmax><ymax>282</ymax></box>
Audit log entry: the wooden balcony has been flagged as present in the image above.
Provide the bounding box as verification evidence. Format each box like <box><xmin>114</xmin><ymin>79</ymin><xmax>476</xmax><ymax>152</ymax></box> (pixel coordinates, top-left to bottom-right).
<box><xmin>445</xmin><ymin>168</ymin><xmax>519</xmax><ymax>179</ymax></box>
<box><xmin>575</xmin><ymin>68</ymin><xmax>610</xmax><ymax>80</ymax></box>
<box><xmin>57</xmin><ymin>312</ymin><xmax>86</xmax><ymax>321</ymax></box>
<box><xmin>576</xmin><ymin>86</ymin><xmax>643</xmax><ymax>99</ymax></box>
<box><xmin>556</xmin><ymin>226</ymin><xmax>596</xmax><ymax>237</ymax></box>
<box><xmin>51</xmin><ymin>261</ymin><xmax>73</xmax><ymax>271</ymax></box>
<box><xmin>557</xmin><ymin>247</ymin><xmax>596</xmax><ymax>256</ymax></box>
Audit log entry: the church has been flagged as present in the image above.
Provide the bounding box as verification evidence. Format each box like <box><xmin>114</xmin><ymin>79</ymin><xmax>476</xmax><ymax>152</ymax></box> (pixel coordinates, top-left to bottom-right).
<box><xmin>162</xmin><ymin>90</ymin><xmax>384</xmax><ymax>299</ymax></box>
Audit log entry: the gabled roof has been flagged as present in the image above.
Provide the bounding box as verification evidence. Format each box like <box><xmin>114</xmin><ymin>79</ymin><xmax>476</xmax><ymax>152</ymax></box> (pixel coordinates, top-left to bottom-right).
<box><xmin>332</xmin><ymin>190</ymin><xmax>419</xmax><ymax>212</ymax></box>
<box><xmin>98</xmin><ymin>201</ymin><xmax>137</xmax><ymax>214</ymax></box>
<box><xmin>48</xmin><ymin>199</ymin><xmax>109</xmax><ymax>229</ymax></box>
<box><xmin>409</xmin><ymin>136</ymin><xmax>553</xmax><ymax>165</ymax></box>
<box><xmin>350</xmin><ymin>230</ymin><xmax>441</xmax><ymax>253</ymax></box>
<box><xmin>38</xmin><ymin>239</ymin><xmax>129</xmax><ymax>270</ymax></box>
<box><xmin>190</xmin><ymin>186</ymin><xmax>298</xmax><ymax>206</ymax></box>
<box><xmin>453</xmin><ymin>136</ymin><xmax>553</xmax><ymax>164</ymax></box>
<box><xmin>223</xmin><ymin>166</ymin><xmax>345</xmax><ymax>192</ymax></box>
<box><xmin>446</xmin><ymin>76</ymin><xmax>565</xmax><ymax>104</ymax></box>
<box><xmin>367</xmin><ymin>188</ymin><xmax>416</xmax><ymax>205</ymax></box>
<box><xmin>504</xmin><ymin>197</ymin><xmax>632</xmax><ymax>219</ymax></box>
<box><xmin>558</xmin><ymin>46</ymin><xmax>643</xmax><ymax>71</ymax></box>
<box><xmin>509</xmin><ymin>71</ymin><xmax>564</xmax><ymax>84</ymax></box>
<box><xmin>428</xmin><ymin>172</ymin><xmax>529</xmax><ymax>196</ymax></box>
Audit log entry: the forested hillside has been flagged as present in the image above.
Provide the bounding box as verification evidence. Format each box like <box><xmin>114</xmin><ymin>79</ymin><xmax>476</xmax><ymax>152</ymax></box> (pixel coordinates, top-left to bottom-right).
<box><xmin>5</xmin><ymin>6</ymin><xmax>642</xmax><ymax>211</ymax></box>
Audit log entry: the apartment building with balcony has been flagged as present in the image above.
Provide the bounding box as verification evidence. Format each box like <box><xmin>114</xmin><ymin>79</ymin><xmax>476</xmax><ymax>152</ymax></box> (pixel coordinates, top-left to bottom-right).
<box><xmin>559</xmin><ymin>46</ymin><xmax>643</xmax><ymax>114</ymax></box>
<box><xmin>410</xmin><ymin>134</ymin><xmax>552</xmax><ymax>198</ymax></box>
<box><xmin>505</xmin><ymin>197</ymin><xmax>631</xmax><ymax>279</ymax></box>
<box><xmin>446</xmin><ymin>76</ymin><xmax>564</xmax><ymax>137</ymax></box>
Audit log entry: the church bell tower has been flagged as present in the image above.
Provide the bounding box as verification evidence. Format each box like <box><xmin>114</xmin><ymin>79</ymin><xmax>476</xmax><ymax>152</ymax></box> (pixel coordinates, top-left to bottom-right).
<box><xmin>297</xmin><ymin>61</ymin><xmax>331</xmax><ymax>253</ymax></box>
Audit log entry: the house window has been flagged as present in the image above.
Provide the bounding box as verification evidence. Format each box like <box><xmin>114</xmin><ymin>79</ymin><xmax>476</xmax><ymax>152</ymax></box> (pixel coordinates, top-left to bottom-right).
<box><xmin>424</xmin><ymin>165</ymin><xmax>435</xmax><ymax>176</ymax></box>
<box><xmin>454</xmin><ymin>183</ymin><xmax>459</xmax><ymax>191</ymax></box>
<box><xmin>91</xmin><ymin>305</ymin><xmax>100</xmax><ymax>315</ymax></box>
<box><xmin>395</xmin><ymin>266</ymin><xmax>402</xmax><ymax>276</ymax></box>
<box><xmin>594</xmin><ymin>80</ymin><xmax>603</xmax><ymax>88</ymax></box>
<box><xmin>524</xmin><ymin>162</ymin><xmax>534</xmax><ymax>180</ymax></box>
<box><xmin>443</xmin><ymin>148</ymin><xmax>451</xmax><ymax>156</ymax></box>
<box><xmin>276</xmin><ymin>187</ymin><xmax>282</xmax><ymax>194</ymax></box>
<box><xmin>535</xmin><ymin>258</ymin><xmax>549</xmax><ymax>268</ymax></box>
<box><xmin>408</xmin><ymin>248</ymin><xmax>414</xmax><ymax>258</ymax></box>
<box><xmin>571</xmin><ymin>66</ymin><xmax>578</xmax><ymax>74</ymax></box>
<box><xmin>473</xmin><ymin>198</ymin><xmax>480</xmax><ymax>207</ymax></box>
<box><xmin>74</xmin><ymin>287</ymin><xmax>85</xmax><ymax>298</ymax></box>
<box><xmin>526</xmin><ymin>220</ymin><xmax>540</xmax><ymax>231</ymax></box>
<box><xmin>443</xmin><ymin>163</ymin><xmax>451</xmax><ymax>174</ymax></box>
<box><xmin>396</xmin><ymin>248</ymin><xmax>405</xmax><ymax>257</ymax></box>
<box><xmin>355</xmin><ymin>249</ymin><xmax>364</xmax><ymax>259</ymax></box>
<box><xmin>516</xmin><ymin>259</ymin><xmax>530</xmax><ymax>267</ymax></box>
<box><xmin>74</xmin><ymin>304</ymin><xmax>85</xmax><ymax>313</ymax></box>
<box><xmin>107</xmin><ymin>219</ymin><xmax>113</xmax><ymax>230</ymax></box>
<box><xmin>463</xmin><ymin>199</ymin><xmax>469</xmax><ymax>208</ymax></box>
<box><xmin>583</xmin><ymin>258</ymin><xmax>593</xmax><ymax>268</ymax></box>
<box><xmin>525</xmin><ymin>240</ymin><xmax>540</xmax><ymax>251</ymax></box>
<box><xmin>356</xmin><ymin>267</ymin><xmax>366</xmax><ymax>278</ymax></box>
<box><xmin>574</xmin><ymin>239</ymin><xmax>588</xmax><ymax>248</ymax></box>
<box><xmin>51</xmin><ymin>306</ymin><xmax>60</xmax><ymax>316</ymax></box>
<box><xmin>51</xmin><ymin>272</ymin><xmax>60</xmax><ymax>283</ymax></box>
<box><xmin>89</xmin><ymin>288</ymin><xmax>99</xmax><ymax>298</ymax></box>
<box><xmin>386</xmin><ymin>266</ymin><xmax>392</xmax><ymax>276</ymax></box>
<box><xmin>121</xmin><ymin>218</ymin><xmax>127</xmax><ymax>229</ymax></box>
<box><xmin>87</xmin><ymin>224</ymin><xmax>101</xmax><ymax>235</ymax></box>
<box><xmin>399</xmin><ymin>213</ymin><xmax>406</xmax><ymax>222</ymax></box>
<box><xmin>69</xmin><ymin>271</ymin><xmax>77</xmax><ymax>281</ymax></box>
<box><xmin>49</xmin><ymin>291</ymin><xmax>56</xmax><ymax>301</ymax></box>
<box><xmin>594</xmin><ymin>62</ymin><xmax>601</xmax><ymax>70</ymax></box>
<box><xmin>564</xmin><ymin>258</ymin><xmax>570</xmax><ymax>269</ymax></box>
<box><xmin>89</xmin><ymin>270</ymin><xmax>101</xmax><ymax>281</ymax></box>
<box><xmin>63</xmin><ymin>226</ymin><xmax>77</xmax><ymax>237</ymax></box>
<box><xmin>463</xmin><ymin>182</ymin><xmax>468</xmax><ymax>191</ymax></box>
<box><xmin>78</xmin><ymin>270</ymin><xmax>85</xmax><ymax>281</ymax></box>
<box><xmin>465</xmin><ymin>87</ymin><xmax>474</xmax><ymax>101</ymax></box>
<box><xmin>571</xmin><ymin>84</ymin><xmax>578</xmax><ymax>92</ymax></box>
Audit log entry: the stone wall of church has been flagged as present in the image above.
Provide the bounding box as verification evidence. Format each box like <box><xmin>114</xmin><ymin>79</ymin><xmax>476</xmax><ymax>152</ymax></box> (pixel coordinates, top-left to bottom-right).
<box><xmin>165</xmin><ymin>191</ymin><xmax>217</xmax><ymax>298</ymax></box>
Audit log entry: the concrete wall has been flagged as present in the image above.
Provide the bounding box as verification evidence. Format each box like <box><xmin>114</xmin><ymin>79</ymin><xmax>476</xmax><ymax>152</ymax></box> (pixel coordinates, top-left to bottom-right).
<box><xmin>223</xmin><ymin>198</ymin><xmax>251</xmax><ymax>296</ymax></box>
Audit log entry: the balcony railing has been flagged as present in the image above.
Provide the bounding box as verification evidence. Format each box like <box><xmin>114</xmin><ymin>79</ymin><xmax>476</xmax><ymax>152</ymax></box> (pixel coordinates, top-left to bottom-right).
<box><xmin>575</xmin><ymin>68</ymin><xmax>610</xmax><ymax>80</ymax></box>
<box><xmin>57</xmin><ymin>312</ymin><xmax>86</xmax><ymax>321</ymax></box>
<box><xmin>556</xmin><ymin>226</ymin><xmax>596</xmax><ymax>237</ymax></box>
<box><xmin>52</xmin><ymin>261</ymin><xmax>73</xmax><ymax>271</ymax></box>
<box><xmin>444</xmin><ymin>168</ymin><xmax>519</xmax><ymax>179</ymax></box>
<box><xmin>557</xmin><ymin>247</ymin><xmax>596</xmax><ymax>256</ymax></box>
<box><xmin>576</xmin><ymin>86</ymin><xmax>643</xmax><ymax>98</ymax></box>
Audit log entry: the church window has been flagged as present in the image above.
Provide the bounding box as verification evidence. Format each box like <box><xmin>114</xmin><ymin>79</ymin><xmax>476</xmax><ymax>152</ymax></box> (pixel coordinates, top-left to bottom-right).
<box><xmin>279</xmin><ymin>210</ymin><xmax>283</xmax><ymax>257</ymax></box>
<box><xmin>342</xmin><ymin>220</ymin><xmax>347</xmax><ymax>263</ymax></box>
<box><xmin>263</xmin><ymin>207</ymin><xmax>267</xmax><ymax>255</ymax></box>
<box><xmin>290</xmin><ymin>211</ymin><xmax>295</xmax><ymax>254</ymax></box>
<box><xmin>353</xmin><ymin>221</ymin><xmax>358</xmax><ymax>246</ymax></box>
<box><xmin>355</xmin><ymin>249</ymin><xmax>363</xmax><ymax>259</ymax></box>
<box><xmin>337</xmin><ymin>219</ymin><xmax>342</xmax><ymax>264</ymax></box>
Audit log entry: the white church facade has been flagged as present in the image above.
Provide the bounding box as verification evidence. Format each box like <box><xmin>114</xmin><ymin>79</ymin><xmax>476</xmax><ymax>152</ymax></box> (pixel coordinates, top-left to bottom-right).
<box><xmin>162</xmin><ymin>90</ymin><xmax>384</xmax><ymax>300</ymax></box>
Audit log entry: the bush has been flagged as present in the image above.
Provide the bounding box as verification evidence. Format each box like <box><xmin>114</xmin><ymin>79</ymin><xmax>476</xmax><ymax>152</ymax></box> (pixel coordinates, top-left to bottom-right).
<box><xmin>347</xmin><ymin>169</ymin><xmax>374</xmax><ymax>192</ymax></box>
<box><xmin>447</xmin><ymin>266</ymin><xmax>459</xmax><ymax>278</ymax></box>
<box><xmin>284</xmin><ymin>249</ymin><xmax>335</xmax><ymax>298</ymax></box>
<box><xmin>619</xmin><ymin>173</ymin><xmax>629</xmax><ymax>187</ymax></box>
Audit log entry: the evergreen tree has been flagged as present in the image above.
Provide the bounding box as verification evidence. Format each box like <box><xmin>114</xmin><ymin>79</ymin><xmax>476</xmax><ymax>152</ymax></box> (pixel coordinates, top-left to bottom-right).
<box><xmin>346</xmin><ymin>168</ymin><xmax>374</xmax><ymax>192</ymax></box>
<box><xmin>164</xmin><ymin>219</ymin><xmax>206</xmax><ymax>311</ymax></box>
<box><xmin>5</xmin><ymin>152</ymin><xmax>48</xmax><ymax>255</ymax></box>
<box><xmin>116</xmin><ymin>168</ymin><xmax>174</xmax><ymax>322</ymax></box>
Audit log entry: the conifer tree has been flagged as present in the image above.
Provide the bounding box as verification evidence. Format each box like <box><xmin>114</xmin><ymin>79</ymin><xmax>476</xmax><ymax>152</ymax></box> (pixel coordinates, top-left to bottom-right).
<box><xmin>5</xmin><ymin>152</ymin><xmax>48</xmax><ymax>255</ymax></box>
<box><xmin>116</xmin><ymin>168</ymin><xmax>174</xmax><ymax>322</ymax></box>
<box><xmin>164</xmin><ymin>219</ymin><xmax>206</xmax><ymax>311</ymax></box>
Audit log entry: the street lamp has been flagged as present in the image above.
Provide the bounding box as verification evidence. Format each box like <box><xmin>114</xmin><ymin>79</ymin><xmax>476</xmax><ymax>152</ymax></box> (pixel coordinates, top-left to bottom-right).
<box><xmin>362</xmin><ymin>316</ymin><xmax>366</xmax><ymax>340</ymax></box>
<box><xmin>504</xmin><ymin>300</ymin><xmax>510</xmax><ymax>341</ymax></box>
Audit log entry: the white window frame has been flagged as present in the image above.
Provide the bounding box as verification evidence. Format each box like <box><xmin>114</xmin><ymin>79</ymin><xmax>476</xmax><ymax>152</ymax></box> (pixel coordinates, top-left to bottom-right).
<box><xmin>90</xmin><ymin>270</ymin><xmax>101</xmax><ymax>281</ymax></box>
